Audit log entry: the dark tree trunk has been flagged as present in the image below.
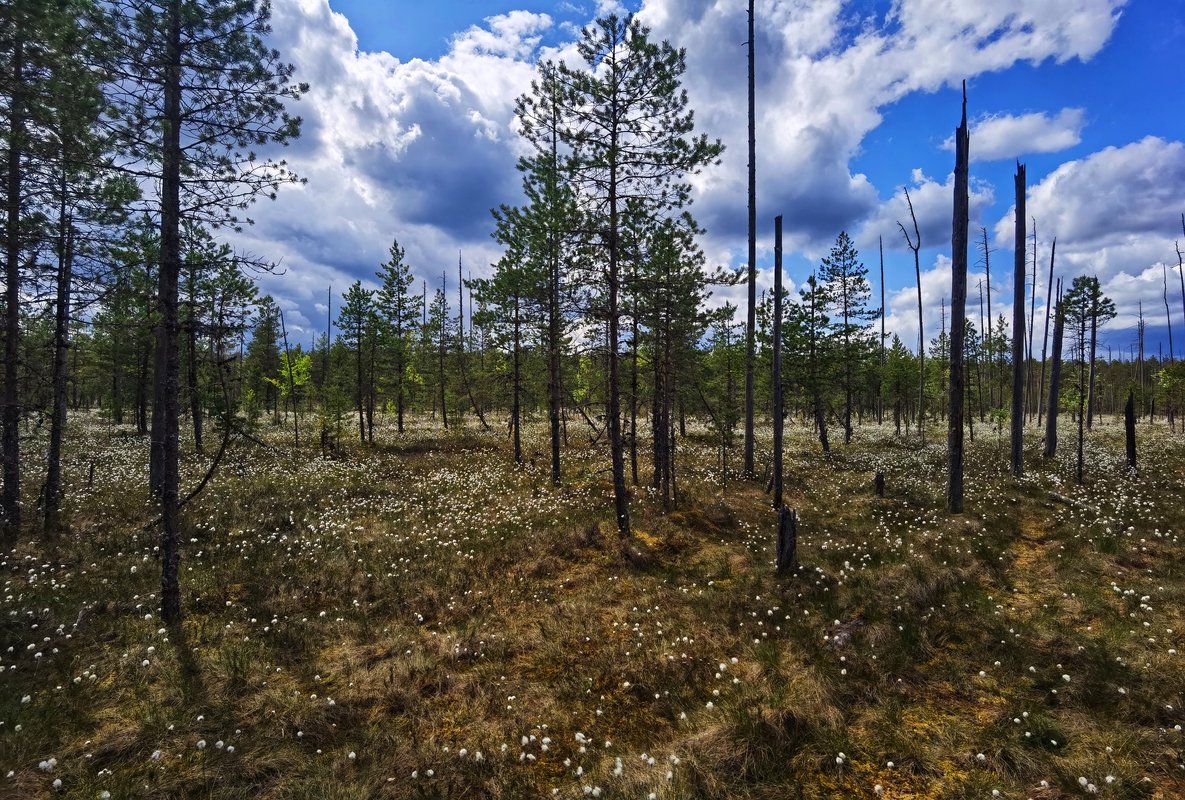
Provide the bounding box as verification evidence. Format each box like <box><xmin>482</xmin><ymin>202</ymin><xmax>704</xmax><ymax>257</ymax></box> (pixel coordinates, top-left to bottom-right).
<box><xmin>629</xmin><ymin>269</ymin><xmax>639</xmax><ymax>485</ymax></box>
<box><xmin>438</xmin><ymin>309</ymin><xmax>448</xmax><ymax>431</ymax></box>
<box><xmin>809</xmin><ymin>278</ymin><xmax>829</xmax><ymax>454</ymax></box>
<box><xmin>186</xmin><ymin>270</ymin><xmax>203</xmax><ymax>454</ymax></box>
<box><xmin>280</xmin><ymin>309</ymin><xmax>298</xmax><ymax>448</ymax></box>
<box><xmin>1037</xmin><ymin>239</ymin><xmax>1056</xmax><ymax>427</ymax></box>
<box><xmin>1027</xmin><ymin>219</ymin><xmax>1038</xmax><ymax>420</ymax></box>
<box><xmin>982</xmin><ymin>228</ymin><xmax>993</xmax><ymax>411</ymax></box>
<box><xmin>1166</xmin><ymin>262</ymin><xmax>1176</xmax><ymax>363</ymax></box>
<box><xmin>137</xmin><ymin>341</ymin><xmax>150</xmax><ymax>435</ymax></box>
<box><xmin>356</xmin><ymin>333</ymin><xmax>364</xmax><ymax>444</ymax></box>
<box><xmin>548</xmin><ymin>212</ymin><xmax>562</xmax><ymax>486</ymax></box>
<box><xmin>1044</xmin><ymin>284</ymin><xmax>1064</xmax><ymax>458</ymax></box>
<box><xmin>900</xmin><ymin>190</ymin><xmax>924</xmax><ymax>442</ymax></box>
<box><xmin>366</xmin><ymin>330</ymin><xmax>375</xmax><ymax>443</ymax></box>
<box><xmin>1011</xmin><ymin>164</ymin><xmax>1026</xmax><ymax>477</ymax></box>
<box><xmin>512</xmin><ymin>293</ymin><xmax>522</xmax><ymax>464</ymax></box>
<box><xmin>1076</xmin><ymin>314</ymin><xmax>1087</xmax><ymax>484</ymax></box>
<box><xmin>878</xmin><ymin>236</ymin><xmax>885</xmax><ymax>425</ymax></box>
<box><xmin>1124</xmin><ymin>388</ymin><xmax>1136</xmax><ymax>470</ymax></box>
<box><xmin>1087</xmin><ymin>298</ymin><xmax>1098</xmax><ymax>430</ymax></box>
<box><xmin>158</xmin><ymin>0</ymin><xmax>184</xmax><ymax>624</ymax></box>
<box><xmin>775</xmin><ymin>506</ymin><xmax>797</xmax><ymax>576</ymax></box>
<box><xmin>743</xmin><ymin>0</ymin><xmax>757</xmax><ymax>478</ymax></box>
<box><xmin>2</xmin><ymin>39</ymin><xmax>24</xmax><ymax>540</ymax></box>
<box><xmin>772</xmin><ymin>216</ymin><xmax>784</xmax><ymax>509</ymax></box>
<box><xmin>45</xmin><ymin>223</ymin><xmax>73</xmax><ymax>537</ymax></box>
<box><xmin>948</xmin><ymin>84</ymin><xmax>969</xmax><ymax>513</ymax></box>
<box><xmin>607</xmin><ymin>125</ymin><xmax>630</xmax><ymax>540</ymax></box>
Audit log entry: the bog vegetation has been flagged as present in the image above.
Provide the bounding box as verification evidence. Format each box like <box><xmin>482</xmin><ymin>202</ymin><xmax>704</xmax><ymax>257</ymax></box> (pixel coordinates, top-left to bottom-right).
<box><xmin>3</xmin><ymin>1</ymin><xmax>1185</xmax><ymax>798</ymax></box>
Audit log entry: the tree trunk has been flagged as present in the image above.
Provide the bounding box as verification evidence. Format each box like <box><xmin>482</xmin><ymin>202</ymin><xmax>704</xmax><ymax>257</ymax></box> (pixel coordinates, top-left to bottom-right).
<box><xmin>1166</xmin><ymin>262</ymin><xmax>1176</xmax><ymax>363</ymax></box>
<box><xmin>356</xmin><ymin>334</ymin><xmax>364</xmax><ymax>444</ymax></box>
<box><xmin>158</xmin><ymin>0</ymin><xmax>184</xmax><ymax>624</ymax></box>
<box><xmin>948</xmin><ymin>84</ymin><xmax>969</xmax><ymax>513</ymax></box>
<box><xmin>280</xmin><ymin>309</ymin><xmax>298</xmax><ymax>448</ymax></box>
<box><xmin>1076</xmin><ymin>315</ymin><xmax>1087</xmax><ymax>484</ymax></box>
<box><xmin>775</xmin><ymin>506</ymin><xmax>797</xmax><ymax>576</ymax></box>
<box><xmin>772</xmin><ymin>217</ymin><xmax>784</xmax><ymax>508</ymax></box>
<box><xmin>1087</xmin><ymin>297</ymin><xmax>1098</xmax><ymax>430</ymax></box>
<box><xmin>1124</xmin><ymin>388</ymin><xmax>1136</xmax><ymax>470</ymax></box>
<box><xmin>743</xmin><ymin>0</ymin><xmax>757</xmax><ymax>478</ymax></box>
<box><xmin>810</xmin><ymin>278</ymin><xmax>829</xmax><ymax>454</ymax></box>
<box><xmin>1010</xmin><ymin>164</ymin><xmax>1026</xmax><ymax>477</ymax></box>
<box><xmin>607</xmin><ymin>110</ymin><xmax>630</xmax><ymax>540</ymax></box>
<box><xmin>1027</xmin><ymin>218</ymin><xmax>1038</xmax><ymax>420</ymax></box>
<box><xmin>2</xmin><ymin>37</ymin><xmax>24</xmax><ymax>541</ymax></box>
<box><xmin>548</xmin><ymin>215</ymin><xmax>562</xmax><ymax>486</ymax></box>
<box><xmin>1044</xmin><ymin>284</ymin><xmax>1064</xmax><ymax>458</ymax></box>
<box><xmin>45</xmin><ymin>222</ymin><xmax>73</xmax><ymax>537</ymax></box>
<box><xmin>629</xmin><ymin>267</ymin><xmax>639</xmax><ymax>485</ymax></box>
<box><xmin>1037</xmin><ymin>238</ymin><xmax>1056</xmax><ymax>427</ymax></box>
<box><xmin>878</xmin><ymin>236</ymin><xmax>885</xmax><ymax>425</ymax></box>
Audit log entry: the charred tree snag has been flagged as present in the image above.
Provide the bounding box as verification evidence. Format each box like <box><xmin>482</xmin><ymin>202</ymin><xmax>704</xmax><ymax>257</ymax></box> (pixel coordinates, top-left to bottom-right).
<box><xmin>1011</xmin><ymin>163</ymin><xmax>1026</xmax><ymax>477</ymax></box>
<box><xmin>948</xmin><ymin>83</ymin><xmax>970</xmax><ymax>514</ymax></box>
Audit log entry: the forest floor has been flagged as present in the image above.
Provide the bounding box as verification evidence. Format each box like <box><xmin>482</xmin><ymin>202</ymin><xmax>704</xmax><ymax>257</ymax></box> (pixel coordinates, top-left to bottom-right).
<box><xmin>1</xmin><ymin>412</ymin><xmax>1184</xmax><ymax>799</ymax></box>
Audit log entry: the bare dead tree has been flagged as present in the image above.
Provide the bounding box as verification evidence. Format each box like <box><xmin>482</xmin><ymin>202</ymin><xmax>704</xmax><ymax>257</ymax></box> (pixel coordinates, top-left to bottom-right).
<box><xmin>879</xmin><ymin>235</ymin><xmax>885</xmax><ymax>425</ymax></box>
<box><xmin>898</xmin><ymin>188</ymin><xmax>924</xmax><ymax>443</ymax></box>
<box><xmin>1124</xmin><ymin>388</ymin><xmax>1136</xmax><ymax>470</ymax></box>
<box><xmin>1011</xmin><ymin>163</ymin><xmax>1026</xmax><ymax>477</ymax></box>
<box><xmin>1027</xmin><ymin>218</ymin><xmax>1038</xmax><ymax>420</ymax></box>
<box><xmin>772</xmin><ymin>215</ymin><xmax>784</xmax><ymax>508</ymax></box>
<box><xmin>1165</xmin><ymin>261</ymin><xmax>1175</xmax><ymax>363</ymax></box>
<box><xmin>948</xmin><ymin>82</ymin><xmax>969</xmax><ymax>514</ymax></box>
<box><xmin>1037</xmin><ymin>238</ymin><xmax>1056</xmax><ymax>428</ymax></box>
<box><xmin>979</xmin><ymin>227</ymin><xmax>993</xmax><ymax>409</ymax></box>
<box><xmin>1044</xmin><ymin>279</ymin><xmax>1064</xmax><ymax>458</ymax></box>
<box><xmin>743</xmin><ymin>0</ymin><xmax>757</xmax><ymax>478</ymax></box>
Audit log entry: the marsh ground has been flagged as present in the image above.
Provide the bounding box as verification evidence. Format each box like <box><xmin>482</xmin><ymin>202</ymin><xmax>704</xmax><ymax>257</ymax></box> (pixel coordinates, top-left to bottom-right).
<box><xmin>1</xmin><ymin>413</ymin><xmax>1183</xmax><ymax>799</ymax></box>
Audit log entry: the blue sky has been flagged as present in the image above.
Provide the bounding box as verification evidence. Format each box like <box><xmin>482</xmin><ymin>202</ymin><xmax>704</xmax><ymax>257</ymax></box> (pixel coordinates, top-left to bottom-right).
<box><xmin>235</xmin><ymin>0</ymin><xmax>1185</xmax><ymax>359</ymax></box>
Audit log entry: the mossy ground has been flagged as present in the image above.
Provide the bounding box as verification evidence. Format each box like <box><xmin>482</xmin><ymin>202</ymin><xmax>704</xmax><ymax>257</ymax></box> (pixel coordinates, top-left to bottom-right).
<box><xmin>1</xmin><ymin>412</ymin><xmax>1183</xmax><ymax>799</ymax></box>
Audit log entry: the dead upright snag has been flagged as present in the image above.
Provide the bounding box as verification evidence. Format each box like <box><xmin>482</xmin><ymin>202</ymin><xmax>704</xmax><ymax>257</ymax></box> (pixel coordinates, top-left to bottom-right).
<box><xmin>1011</xmin><ymin>163</ymin><xmax>1026</xmax><ymax>477</ymax></box>
<box><xmin>772</xmin><ymin>215</ymin><xmax>784</xmax><ymax>508</ymax></box>
<box><xmin>1044</xmin><ymin>280</ymin><xmax>1065</xmax><ymax>458</ymax></box>
<box><xmin>948</xmin><ymin>82</ymin><xmax>970</xmax><ymax>514</ymax></box>
<box><xmin>898</xmin><ymin>189</ymin><xmax>924</xmax><ymax>443</ymax></box>
<box><xmin>1124</xmin><ymin>388</ymin><xmax>1137</xmax><ymax>470</ymax></box>
<box><xmin>743</xmin><ymin>0</ymin><xmax>757</xmax><ymax>478</ymax></box>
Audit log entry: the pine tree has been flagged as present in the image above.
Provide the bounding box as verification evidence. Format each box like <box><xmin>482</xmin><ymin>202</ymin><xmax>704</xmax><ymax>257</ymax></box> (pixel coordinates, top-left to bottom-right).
<box><xmin>376</xmin><ymin>237</ymin><xmax>420</xmax><ymax>433</ymax></box>
<box><xmin>104</xmin><ymin>0</ymin><xmax>304</xmax><ymax>622</ymax></box>
<box><xmin>557</xmin><ymin>14</ymin><xmax>722</xmax><ymax>541</ymax></box>
<box><xmin>337</xmin><ymin>282</ymin><xmax>376</xmax><ymax>444</ymax></box>
<box><xmin>819</xmin><ymin>231</ymin><xmax>877</xmax><ymax>445</ymax></box>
